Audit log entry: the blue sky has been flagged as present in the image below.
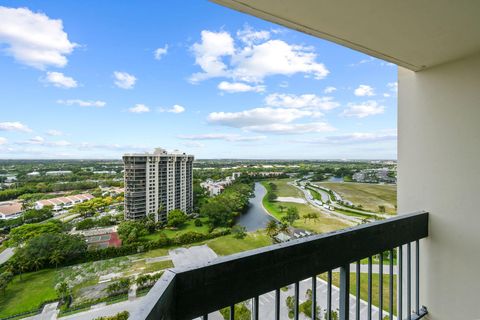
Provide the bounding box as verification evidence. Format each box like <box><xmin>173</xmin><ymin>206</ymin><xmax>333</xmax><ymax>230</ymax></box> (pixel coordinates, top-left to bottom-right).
<box><xmin>0</xmin><ymin>0</ymin><xmax>397</xmax><ymax>159</ymax></box>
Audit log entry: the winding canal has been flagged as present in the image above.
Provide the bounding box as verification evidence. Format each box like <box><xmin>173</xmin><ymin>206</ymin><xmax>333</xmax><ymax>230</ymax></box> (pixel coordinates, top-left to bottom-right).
<box><xmin>236</xmin><ymin>182</ymin><xmax>275</xmax><ymax>231</ymax></box>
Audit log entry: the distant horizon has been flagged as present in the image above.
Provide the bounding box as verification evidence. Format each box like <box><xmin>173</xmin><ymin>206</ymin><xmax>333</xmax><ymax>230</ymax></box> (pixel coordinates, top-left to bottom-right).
<box><xmin>0</xmin><ymin>157</ymin><xmax>397</xmax><ymax>162</ymax></box>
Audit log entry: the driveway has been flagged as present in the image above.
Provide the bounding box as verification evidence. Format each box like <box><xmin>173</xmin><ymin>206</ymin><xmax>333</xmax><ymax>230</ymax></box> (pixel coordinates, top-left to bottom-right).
<box><xmin>169</xmin><ymin>245</ymin><xmax>218</xmax><ymax>268</ymax></box>
<box><xmin>0</xmin><ymin>247</ymin><xmax>14</xmax><ymax>265</ymax></box>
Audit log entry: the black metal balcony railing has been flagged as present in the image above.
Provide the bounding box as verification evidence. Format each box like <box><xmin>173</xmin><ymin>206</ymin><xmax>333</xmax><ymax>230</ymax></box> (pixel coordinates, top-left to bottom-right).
<box><xmin>132</xmin><ymin>211</ymin><xmax>429</xmax><ymax>320</ymax></box>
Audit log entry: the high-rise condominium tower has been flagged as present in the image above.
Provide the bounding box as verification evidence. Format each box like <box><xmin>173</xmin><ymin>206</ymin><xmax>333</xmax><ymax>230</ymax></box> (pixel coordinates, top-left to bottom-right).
<box><xmin>123</xmin><ymin>148</ymin><xmax>194</xmax><ymax>222</ymax></box>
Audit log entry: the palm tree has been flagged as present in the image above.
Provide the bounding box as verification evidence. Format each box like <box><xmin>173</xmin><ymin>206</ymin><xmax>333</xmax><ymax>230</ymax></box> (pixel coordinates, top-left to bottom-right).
<box><xmin>265</xmin><ymin>220</ymin><xmax>278</xmax><ymax>237</ymax></box>
<box><xmin>31</xmin><ymin>257</ymin><xmax>43</xmax><ymax>271</ymax></box>
<box><xmin>279</xmin><ymin>222</ymin><xmax>289</xmax><ymax>233</ymax></box>
<box><xmin>56</xmin><ymin>281</ymin><xmax>70</xmax><ymax>302</ymax></box>
<box><xmin>50</xmin><ymin>250</ymin><xmax>64</xmax><ymax>268</ymax></box>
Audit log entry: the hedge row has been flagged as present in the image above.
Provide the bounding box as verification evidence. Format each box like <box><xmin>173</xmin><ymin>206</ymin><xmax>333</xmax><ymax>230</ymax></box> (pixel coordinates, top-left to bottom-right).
<box><xmin>80</xmin><ymin>229</ymin><xmax>231</xmax><ymax>263</ymax></box>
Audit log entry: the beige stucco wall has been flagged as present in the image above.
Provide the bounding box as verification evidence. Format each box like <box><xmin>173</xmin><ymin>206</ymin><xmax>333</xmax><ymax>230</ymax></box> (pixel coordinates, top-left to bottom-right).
<box><xmin>398</xmin><ymin>52</ymin><xmax>480</xmax><ymax>319</ymax></box>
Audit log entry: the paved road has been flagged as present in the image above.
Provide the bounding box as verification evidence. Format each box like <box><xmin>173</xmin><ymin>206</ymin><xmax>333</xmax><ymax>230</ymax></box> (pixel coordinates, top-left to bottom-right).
<box><xmin>290</xmin><ymin>182</ymin><xmax>360</xmax><ymax>224</ymax></box>
<box><xmin>60</xmin><ymin>298</ymin><xmax>144</xmax><ymax>320</ymax></box>
<box><xmin>307</xmin><ymin>183</ymin><xmax>391</xmax><ymax>219</ymax></box>
<box><xmin>0</xmin><ymin>247</ymin><xmax>14</xmax><ymax>265</ymax></box>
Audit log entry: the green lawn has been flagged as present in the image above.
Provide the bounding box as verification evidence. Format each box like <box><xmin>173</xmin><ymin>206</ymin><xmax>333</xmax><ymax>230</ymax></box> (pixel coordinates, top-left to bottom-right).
<box><xmin>262</xmin><ymin>181</ymin><xmax>352</xmax><ymax>234</ymax></box>
<box><xmin>318</xmin><ymin>182</ymin><xmax>397</xmax><ymax>214</ymax></box>
<box><xmin>319</xmin><ymin>272</ymin><xmax>397</xmax><ymax>315</ymax></box>
<box><xmin>205</xmin><ymin>231</ymin><xmax>272</xmax><ymax>256</ymax></box>
<box><xmin>0</xmin><ymin>269</ymin><xmax>58</xmax><ymax>318</ymax></box>
<box><xmin>141</xmin><ymin>217</ymin><xmax>211</xmax><ymax>241</ymax></box>
<box><xmin>268</xmin><ymin>179</ymin><xmax>303</xmax><ymax>198</ymax></box>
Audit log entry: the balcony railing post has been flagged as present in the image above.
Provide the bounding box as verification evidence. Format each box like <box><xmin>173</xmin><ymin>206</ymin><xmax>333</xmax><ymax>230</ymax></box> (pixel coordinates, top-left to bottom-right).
<box><xmin>340</xmin><ymin>264</ymin><xmax>350</xmax><ymax>320</ymax></box>
<box><xmin>275</xmin><ymin>288</ymin><xmax>280</xmax><ymax>320</ymax></box>
<box><xmin>312</xmin><ymin>276</ymin><xmax>317</xmax><ymax>320</ymax></box>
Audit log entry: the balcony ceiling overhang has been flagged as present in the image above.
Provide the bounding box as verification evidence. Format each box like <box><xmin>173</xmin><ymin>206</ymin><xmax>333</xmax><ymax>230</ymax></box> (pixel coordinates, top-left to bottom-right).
<box><xmin>210</xmin><ymin>0</ymin><xmax>480</xmax><ymax>71</ymax></box>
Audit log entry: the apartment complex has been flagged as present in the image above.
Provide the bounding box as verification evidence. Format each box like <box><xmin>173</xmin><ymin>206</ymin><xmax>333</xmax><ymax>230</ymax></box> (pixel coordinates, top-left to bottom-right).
<box><xmin>123</xmin><ymin>148</ymin><xmax>194</xmax><ymax>223</ymax></box>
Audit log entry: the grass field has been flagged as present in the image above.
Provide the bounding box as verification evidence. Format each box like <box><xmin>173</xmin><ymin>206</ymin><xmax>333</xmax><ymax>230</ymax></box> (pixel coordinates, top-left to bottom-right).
<box><xmin>0</xmin><ymin>250</ymin><xmax>175</xmax><ymax>318</ymax></box>
<box><xmin>262</xmin><ymin>180</ymin><xmax>352</xmax><ymax>233</ymax></box>
<box><xmin>318</xmin><ymin>182</ymin><xmax>397</xmax><ymax>214</ymax></box>
<box><xmin>205</xmin><ymin>231</ymin><xmax>272</xmax><ymax>256</ymax></box>
<box><xmin>319</xmin><ymin>272</ymin><xmax>397</xmax><ymax>315</ymax></box>
<box><xmin>268</xmin><ymin>179</ymin><xmax>304</xmax><ymax>198</ymax></box>
<box><xmin>141</xmin><ymin>217</ymin><xmax>212</xmax><ymax>241</ymax></box>
<box><xmin>0</xmin><ymin>269</ymin><xmax>58</xmax><ymax>318</ymax></box>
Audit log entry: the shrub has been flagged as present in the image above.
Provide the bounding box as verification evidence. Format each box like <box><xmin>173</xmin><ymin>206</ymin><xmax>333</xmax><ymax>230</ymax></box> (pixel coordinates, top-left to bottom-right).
<box><xmin>94</xmin><ymin>311</ymin><xmax>129</xmax><ymax>319</ymax></box>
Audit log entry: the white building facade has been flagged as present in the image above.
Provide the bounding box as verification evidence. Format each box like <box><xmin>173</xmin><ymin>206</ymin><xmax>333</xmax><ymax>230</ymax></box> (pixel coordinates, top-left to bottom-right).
<box><xmin>123</xmin><ymin>148</ymin><xmax>194</xmax><ymax>223</ymax></box>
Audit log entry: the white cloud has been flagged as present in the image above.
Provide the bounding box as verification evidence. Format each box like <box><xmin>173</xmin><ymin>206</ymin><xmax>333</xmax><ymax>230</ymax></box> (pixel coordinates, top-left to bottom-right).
<box><xmin>349</xmin><ymin>57</ymin><xmax>375</xmax><ymax>67</ymax></box>
<box><xmin>190</xmin><ymin>30</ymin><xmax>235</xmax><ymax>83</ymax></box>
<box><xmin>190</xmin><ymin>30</ymin><xmax>329</xmax><ymax>83</ymax></box>
<box><xmin>354</xmin><ymin>84</ymin><xmax>375</xmax><ymax>97</ymax></box>
<box><xmin>128</xmin><ymin>104</ymin><xmax>150</xmax><ymax>113</ymax></box>
<box><xmin>168</xmin><ymin>104</ymin><xmax>185</xmax><ymax>114</ymax></box>
<box><xmin>159</xmin><ymin>104</ymin><xmax>185</xmax><ymax>114</ymax></box>
<box><xmin>26</xmin><ymin>136</ymin><xmax>44</xmax><ymax>144</ymax></box>
<box><xmin>113</xmin><ymin>71</ymin><xmax>137</xmax><ymax>89</ymax></box>
<box><xmin>236</xmin><ymin>24</ymin><xmax>270</xmax><ymax>45</ymax></box>
<box><xmin>154</xmin><ymin>45</ymin><xmax>168</xmax><ymax>60</ymax></box>
<box><xmin>0</xmin><ymin>6</ymin><xmax>76</xmax><ymax>69</ymax></box>
<box><xmin>387</xmin><ymin>82</ymin><xmax>398</xmax><ymax>92</ymax></box>
<box><xmin>178</xmin><ymin>133</ymin><xmax>266</xmax><ymax>142</ymax></box>
<box><xmin>46</xmin><ymin>129</ymin><xmax>63</xmax><ymax>136</ymax></box>
<box><xmin>0</xmin><ymin>137</ymin><xmax>7</xmax><ymax>145</ymax></box>
<box><xmin>245</xmin><ymin>122</ymin><xmax>335</xmax><ymax>134</ymax></box>
<box><xmin>208</xmin><ymin>107</ymin><xmax>320</xmax><ymax>128</ymax></box>
<box><xmin>45</xmin><ymin>71</ymin><xmax>77</xmax><ymax>88</ymax></box>
<box><xmin>0</xmin><ymin>121</ymin><xmax>31</xmax><ymax>132</ymax></box>
<box><xmin>324</xmin><ymin>86</ymin><xmax>337</xmax><ymax>94</ymax></box>
<box><xmin>231</xmin><ymin>39</ymin><xmax>329</xmax><ymax>83</ymax></box>
<box><xmin>341</xmin><ymin>101</ymin><xmax>385</xmax><ymax>118</ymax></box>
<box><xmin>265</xmin><ymin>93</ymin><xmax>339</xmax><ymax>111</ymax></box>
<box><xmin>182</xmin><ymin>141</ymin><xmax>205</xmax><ymax>148</ymax></box>
<box><xmin>218</xmin><ymin>81</ymin><xmax>265</xmax><ymax>93</ymax></box>
<box><xmin>57</xmin><ymin>99</ymin><xmax>106</xmax><ymax>107</ymax></box>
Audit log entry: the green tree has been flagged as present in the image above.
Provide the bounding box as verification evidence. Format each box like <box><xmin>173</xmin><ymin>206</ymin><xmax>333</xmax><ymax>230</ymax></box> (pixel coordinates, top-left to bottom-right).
<box><xmin>303</xmin><ymin>212</ymin><xmax>319</xmax><ymax>223</ymax></box>
<box><xmin>49</xmin><ymin>250</ymin><xmax>64</xmax><ymax>268</ymax></box>
<box><xmin>220</xmin><ymin>303</ymin><xmax>251</xmax><ymax>320</ymax></box>
<box><xmin>167</xmin><ymin>209</ymin><xmax>188</xmax><ymax>228</ymax></box>
<box><xmin>8</xmin><ymin>221</ymin><xmax>62</xmax><ymax>246</ymax></box>
<box><xmin>55</xmin><ymin>281</ymin><xmax>70</xmax><ymax>302</ymax></box>
<box><xmin>232</xmin><ymin>225</ymin><xmax>247</xmax><ymax>239</ymax></box>
<box><xmin>265</xmin><ymin>220</ymin><xmax>279</xmax><ymax>237</ymax></box>
<box><xmin>0</xmin><ymin>271</ymin><xmax>13</xmax><ymax>294</ymax></box>
<box><xmin>282</xmin><ymin>207</ymin><xmax>300</xmax><ymax>226</ymax></box>
<box><xmin>117</xmin><ymin>221</ymin><xmax>147</xmax><ymax>244</ymax></box>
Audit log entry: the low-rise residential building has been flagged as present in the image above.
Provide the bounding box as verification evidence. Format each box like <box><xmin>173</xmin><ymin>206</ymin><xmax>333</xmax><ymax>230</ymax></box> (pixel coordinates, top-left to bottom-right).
<box><xmin>200</xmin><ymin>173</ymin><xmax>239</xmax><ymax>196</ymax></box>
<box><xmin>0</xmin><ymin>201</ymin><xmax>23</xmax><ymax>220</ymax></box>
<box><xmin>100</xmin><ymin>186</ymin><xmax>124</xmax><ymax>197</ymax></box>
<box><xmin>93</xmin><ymin>170</ymin><xmax>116</xmax><ymax>175</ymax></box>
<box><xmin>45</xmin><ymin>170</ymin><xmax>72</xmax><ymax>176</ymax></box>
<box><xmin>27</xmin><ymin>171</ymin><xmax>41</xmax><ymax>176</ymax></box>
<box><xmin>35</xmin><ymin>193</ymin><xmax>95</xmax><ymax>211</ymax></box>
